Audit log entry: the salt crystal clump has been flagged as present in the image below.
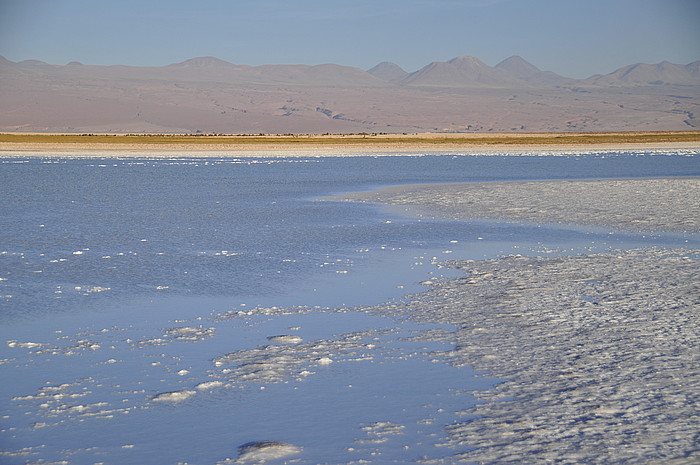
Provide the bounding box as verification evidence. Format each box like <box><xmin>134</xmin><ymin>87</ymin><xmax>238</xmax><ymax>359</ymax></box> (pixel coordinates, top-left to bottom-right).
<box><xmin>195</xmin><ymin>381</ymin><xmax>224</xmax><ymax>390</ymax></box>
<box><xmin>164</xmin><ymin>326</ymin><xmax>214</xmax><ymax>341</ymax></box>
<box><xmin>7</xmin><ymin>341</ymin><xmax>44</xmax><ymax>349</ymax></box>
<box><xmin>234</xmin><ymin>441</ymin><xmax>302</xmax><ymax>462</ymax></box>
<box><xmin>151</xmin><ymin>390</ymin><xmax>196</xmax><ymax>403</ymax></box>
<box><xmin>85</xmin><ymin>286</ymin><xmax>110</xmax><ymax>293</ymax></box>
<box><xmin>356</xmin><ymin>421</ymin><xmax>406</xmax><ymax>444</ymax></box>
<box><xmin>266</xmin><ymin>335</ymin><xmax>303</xmax><ymax>344</ymax></box>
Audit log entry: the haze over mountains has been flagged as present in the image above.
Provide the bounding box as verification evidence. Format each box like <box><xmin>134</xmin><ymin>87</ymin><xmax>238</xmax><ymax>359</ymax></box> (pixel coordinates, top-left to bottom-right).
<box><xmin>1</xmin><ymin>54</ymin><xmax>697</xmax><ymax>133</ymax></box>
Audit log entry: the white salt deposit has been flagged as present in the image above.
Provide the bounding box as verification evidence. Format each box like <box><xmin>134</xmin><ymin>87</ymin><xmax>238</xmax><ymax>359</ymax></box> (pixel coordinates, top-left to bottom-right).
<box><xmin>362</xmin><ymin>248</ymin><xmax>700</xmax><ymax>463</ymax></box>
<box><xmin>6</xmin><ymin>341</ymin><xmax>44</xmax><ymax>349</ymax></box>
<box><xmin>233</xmin><ymin>441</ymin><xmax>302</xmax><ymax>463</ymax></box>
<box><xmin>212</xmin><ymin>330</ymin><xmax>386</xmax><ymax>384</ymax></box>
<box><xmin>151</xmin><ymin>390</ymin><xmax>196</xmax><ymax>403</ymax></box>
<box><xmin>266</xmin><ymin>334</ymin><xmax>303</xmax><ymax>344</ymax></box>
<box><xmin>195</xmin><ymin>381</ymin><xmax>225</xmax><ymax>390</ymax></box>
<box><xmin>164</xmin><ymin>326</ymin><xmax>214</xmax><ymax>342</ymax></box>
<box><xmin>356</xmin><ymin>422</ymin><xmax>406</xmax><ymax>444</ymax></box>
<box><xmin>338</xmin><ymin>178</ymin><xmax>700</xmax><ymax>233</ymax></box>
<box><xmin>84</xmin><ymin>286</ymin><xmax>110</xmax><ymax>293</ymax></box>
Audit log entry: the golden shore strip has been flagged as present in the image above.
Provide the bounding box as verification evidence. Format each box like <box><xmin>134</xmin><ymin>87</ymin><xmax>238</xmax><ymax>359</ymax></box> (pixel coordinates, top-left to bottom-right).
<box><xmin>1</xmin><ymin>131</ymin><xmax>699</xmax><ymax>156</ymax></box>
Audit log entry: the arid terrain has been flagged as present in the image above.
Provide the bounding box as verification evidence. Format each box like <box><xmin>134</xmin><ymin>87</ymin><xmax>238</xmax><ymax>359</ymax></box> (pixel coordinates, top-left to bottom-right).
<box><xmin>1</xmin><ymin>55</ymin><xmax>698</xmax><ymax>134</ymax></box>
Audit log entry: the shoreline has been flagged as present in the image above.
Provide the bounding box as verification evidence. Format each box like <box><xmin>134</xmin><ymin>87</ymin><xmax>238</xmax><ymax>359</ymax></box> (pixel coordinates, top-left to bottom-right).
<box><xmin>2</xmin><ymin>142</ymin><xmax>698</xmax><ymax>158</ymax></box>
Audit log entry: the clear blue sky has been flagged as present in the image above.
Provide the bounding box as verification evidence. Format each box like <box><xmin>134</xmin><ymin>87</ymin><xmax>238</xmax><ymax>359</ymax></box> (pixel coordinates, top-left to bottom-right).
<box><xmin>1</xmin><ymin>0</ymin><xmax>698</xmax><ymax>78</ymax></box>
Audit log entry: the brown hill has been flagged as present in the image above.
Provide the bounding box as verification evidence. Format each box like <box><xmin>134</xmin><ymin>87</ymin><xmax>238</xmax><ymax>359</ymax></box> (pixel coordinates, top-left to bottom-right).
<box><xmin>0</xmin><ymin>55</ymin><xmax>698</xmax><ymax>133</ymax></box>
<box><xmin>584</xmin><ymin>61</ymin><xmax>700</xmax><ymax>86</ymax></box>
<box><xmin>495</xmin><ymin>56</ymin><xmax>575</xmax><ymax>86</ymax></box>
<box><xmin>401</xmin><ymin>55</ymin><xmax>520</xmax><ymax>87</ymax></box>
<box><xmin>367</xmin><ymin>62</ymin><xmax>409</xmax><ymax>82</ymax></box>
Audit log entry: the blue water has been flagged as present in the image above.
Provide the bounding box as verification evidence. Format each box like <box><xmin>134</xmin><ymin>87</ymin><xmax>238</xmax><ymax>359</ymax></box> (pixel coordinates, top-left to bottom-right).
<box><xmin>2</xmin><ymin>153</ymin><xmax>698</xmax><ymax>320</ymax></box>
<box><xmin>0</xmin><ymin>151</ymin><xmax>698</xmax><ymax>464</ymax></box>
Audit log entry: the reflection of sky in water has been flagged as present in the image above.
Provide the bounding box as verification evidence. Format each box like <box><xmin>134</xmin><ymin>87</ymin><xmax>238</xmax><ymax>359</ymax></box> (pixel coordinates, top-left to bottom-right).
<box><xmin>0</xmin><ymin>153</ymin><xmax>698</xmax><ymax>463</ymax></box>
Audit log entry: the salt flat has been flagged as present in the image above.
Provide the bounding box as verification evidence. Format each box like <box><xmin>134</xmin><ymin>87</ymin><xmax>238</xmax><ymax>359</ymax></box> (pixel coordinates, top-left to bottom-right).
<box><xmin>343</xmin><ymin>176</ymin><xmax>700</xmax><ymax>463</ymax></box>
<box><xmin>378</xmin><ymin>249</ymin><xmax>700</xmax><ymax>464</ymax></box>
<box><xmin>338</xmin><ymin>177</ymin><xmax>700</xmax><ymax>232</ymax></box>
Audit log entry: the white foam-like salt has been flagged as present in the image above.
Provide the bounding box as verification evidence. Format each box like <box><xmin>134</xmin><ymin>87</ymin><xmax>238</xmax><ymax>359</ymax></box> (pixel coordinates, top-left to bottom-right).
<box><xmin>195</xmin><ymin>381</ymin><xmax>225</xmax><ymax>390</ymax></box>
<box><xmin>266</xmin><ymin>335</ymin><xmax>303</xmax><ymax>344</ymax></box>
<box><xmin>6</xmin><ymin>341</ymin><xmax>44</xmax><ymax>349</ymax></box>
<box><xmin>234</xmin><ymin>441</ymin><xmax>302</xmax><ymax>462</ymax></box>
<box><xmin>151</xmin><ymin>390</ymin><xmax>196</xmax><ymax>403</ymax></box>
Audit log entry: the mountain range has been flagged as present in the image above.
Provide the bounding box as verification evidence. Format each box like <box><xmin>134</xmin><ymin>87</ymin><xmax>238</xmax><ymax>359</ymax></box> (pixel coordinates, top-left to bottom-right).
<box><xmin>1</xmin><ymin>54</ymin><xmax>698</xmax><ymax>133</ymax></box>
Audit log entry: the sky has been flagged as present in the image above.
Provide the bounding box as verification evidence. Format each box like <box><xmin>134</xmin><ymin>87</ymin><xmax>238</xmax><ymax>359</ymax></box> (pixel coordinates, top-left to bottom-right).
<box><xmin>0</xmin><ymin>0</ymin><xmax>698</xmax><ymax>78</ymax></box>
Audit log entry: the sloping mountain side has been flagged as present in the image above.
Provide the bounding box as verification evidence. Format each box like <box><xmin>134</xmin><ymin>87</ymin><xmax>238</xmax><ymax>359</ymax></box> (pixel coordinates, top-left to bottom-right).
<box><xmin>0</xmin><ymin>55</ymin><xmax>697</xmax><ymax>133</ymax></box>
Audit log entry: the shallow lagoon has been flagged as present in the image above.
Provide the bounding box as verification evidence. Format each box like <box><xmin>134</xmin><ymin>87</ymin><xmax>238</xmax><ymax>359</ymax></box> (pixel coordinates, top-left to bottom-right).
<box><xmin>1</xmin><ymin>152</ymin><xmax>698</xmax><ymax>464</ymax></box>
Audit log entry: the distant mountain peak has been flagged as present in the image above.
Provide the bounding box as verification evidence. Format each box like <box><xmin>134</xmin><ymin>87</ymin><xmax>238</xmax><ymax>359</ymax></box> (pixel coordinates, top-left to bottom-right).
<box><xmin>169</xmin><ymin>56</ymin><xmax>236</xmax><ymax>68</ymax></box>
<box><xmin>367</xmin><ymin>61</ymin><xmax>408</xmax><ymax>82</ymax></box>
<box><xmin>447</xmin><ymin>55</ymin><xmax>489</xmax><ymax>67</ymax></box>
<box><xmin>17</xmin><ymin>59</ymin><xmax>51</xmax><ymax>67</ymax></box>
<box><xmin>586</xmin><ymin>60</ymin><xmax>700</xmax><ymax>86</ymax></box>
<box><xmin>495</xmin><ymin>56</ymin><xmax>574</xmax><ymax>85</ymax></box>
<box><xmin>401</xmin><ymin>55</ymin><xmax>517</xmax><ymax>87</ymax></box>
<box><xmin>495</xmin><ymin>56</ymin><xmax>541</xmax><ymax>75</ymax></box>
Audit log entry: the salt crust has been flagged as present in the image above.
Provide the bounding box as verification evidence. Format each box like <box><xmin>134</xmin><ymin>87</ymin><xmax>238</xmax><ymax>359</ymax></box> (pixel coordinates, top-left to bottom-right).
<box><xmin>164</xmin><ymin>326</ymin><xmax>215</xmax><ymax>341</ymax></box>
<box><xmin>355</xmin><ymin>422</ymin><xmax>405</xmax><ymax>445</ymax></box>
<box><xmin>151</xmin><ymin>390</ymin><xmax>196</xmax><ymax>403</ymax></box>
<box><xmin>338</xmin><ymin>177</ymin><xmax>700</xmax><ymax>233</ymax></box>
<box><xmin>266</xmin><ymin>334</ymin><xmax>303</xmax><ymax>344</ymax></box>
<box><xmin>367</xmin><ymin>248</ymin><xmax>700</xmax><ymax>463</ymax></box>
<box><xmin>212</xmin><ymin>330</ymin><xmax>385</xmax><ymax>384</ymax></box>
<box><xmin>195</xmin><ymin>381</ymin><xmax>225</xmax><ymax>391</ymax></box>
<box><xmin>216</xmin><ymin>441</ymin><xmax>302</xmax><ymax>464</ymax></box>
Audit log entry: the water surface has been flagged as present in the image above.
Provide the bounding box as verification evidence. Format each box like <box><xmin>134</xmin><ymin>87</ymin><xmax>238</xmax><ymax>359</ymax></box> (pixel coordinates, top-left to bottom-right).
<box><xmin>1</xmin><ymin>151</ymin><xmax>698</xmax><ymax>464</ymax></box>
